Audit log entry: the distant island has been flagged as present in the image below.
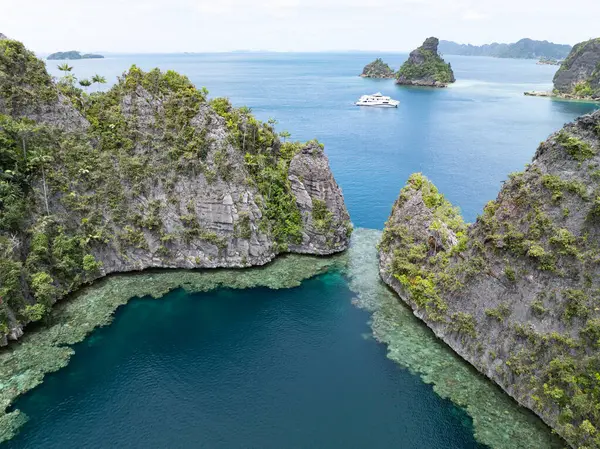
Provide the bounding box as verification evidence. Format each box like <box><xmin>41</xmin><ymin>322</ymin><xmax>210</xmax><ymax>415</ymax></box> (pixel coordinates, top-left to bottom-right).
<box><xmin>525</xmin><ymin>37</ymin><xmax>600</xmax><ymax>100</ymax></box>
<box><xmin>537</xmin><ymin>57</ymin><xmax>562</xmax><ymax>66</ymax></box>
<box><xmin>360</xmin><ymin>58</ymin><xmax>395</xmax><ymax>78</ymax></box>
<box><xmin>439</xmin><ymin>38</ymin><xmax>572</xmax><ymax>60</ymax></box>
<box><xmin>47</xmin><ymin>50</ymin><xmax>104</xmax><ymax>60</ymax></box>
<box><xmin>396</xmin><ymin>37</ymin><xmax>455</xmax><ymax>88</ymax></box>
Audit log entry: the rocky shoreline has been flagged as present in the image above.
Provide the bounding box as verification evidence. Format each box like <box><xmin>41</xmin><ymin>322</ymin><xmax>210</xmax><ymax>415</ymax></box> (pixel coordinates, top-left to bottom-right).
<box><xmin>524</xmin><ymin>90</ymin><xmax>600</xmax><ymax>101</ymax></box>
<box><xmin>0</xmin><ymin>230</ymin><xmax>566</xmax><ymax>449</ymax></box>
<box><xmin>0</xmin><ymin>37</ymin><xmax>352</xmax><ymax>345</ymax></box>
<box><xmin>379</xmin><ymin>111</ymin><xmax>600</xmax><ymax>449</ymax></box>
<box><xmin>0</xmin><ymin>251</ymin><xmax>348</xmax><ymax>443</ymax></box>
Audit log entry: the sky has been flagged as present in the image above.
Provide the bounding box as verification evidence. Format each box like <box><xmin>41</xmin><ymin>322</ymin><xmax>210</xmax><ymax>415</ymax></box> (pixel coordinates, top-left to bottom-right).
<box><xmin>1</xmin><ymin>0</ymin><xmax>599</xmax><ymax>53</ymax></box>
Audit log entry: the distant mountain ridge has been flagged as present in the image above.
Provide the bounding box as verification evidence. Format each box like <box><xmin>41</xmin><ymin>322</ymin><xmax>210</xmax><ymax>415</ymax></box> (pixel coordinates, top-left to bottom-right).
<box><xmin>439</xmin><ymin>38</ymin><xmax>572</xmax><ymax>60</ymax></box>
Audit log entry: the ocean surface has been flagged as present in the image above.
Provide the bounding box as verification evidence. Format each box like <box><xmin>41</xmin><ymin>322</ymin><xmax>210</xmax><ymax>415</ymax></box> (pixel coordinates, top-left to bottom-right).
<box><xmin>5</xmin><ymin>53</ymin><xmax>598</xmax><ymax>448</ymax></box>
<box><xmin>45</xmin><ymin>52</ymin><xmax>598</xmax><ymax>225</ymax></box>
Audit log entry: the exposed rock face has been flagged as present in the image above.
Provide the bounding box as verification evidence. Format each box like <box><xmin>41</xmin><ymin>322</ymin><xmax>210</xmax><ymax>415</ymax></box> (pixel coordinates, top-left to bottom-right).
<box><xmin>396</xmin><ymin>37</ymin><xmax>455</xmax><ymax>88</ymax></box>
<box><xmin>0</xmin><ymin>38</ymin><xmax>351</xmax><ymax>345</ymax></box>
<box><xmin>379</xmin><ymin>111</ymin><xmax>600</xmax><ymax>448</ymax></box>
<box><xmin>360</xmin><ymin>58</ymin><xmax>395</xmax><ymax>78</ymax></box>
<box><xmin>288</xmin><ymin>142</ymin><xmax>351</xmax><ymax>254</ymax></box>
<box><xmin>553</xmin><ymin>38</ymin><xmax>600</xmax><ymax>99</ymax></box>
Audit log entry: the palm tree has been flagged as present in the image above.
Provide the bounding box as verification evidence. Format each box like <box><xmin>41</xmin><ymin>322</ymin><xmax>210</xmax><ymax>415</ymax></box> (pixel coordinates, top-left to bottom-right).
<box><xmin>91</xmin><ymin>74</ymin><xmax>106</xmax><ymax>85</ymax></box>
<box><xmin>279</xmin><ymin>131</ymin><xmax>291</xmax><ymax>143</ymax></box>
<box><xmin>57</xmin><ymin>63</ymin><xmax>76</xmax><ymax>87</ymax></box>
<box><xmin>78</xmin><ymin>79</ymin><xmax>92</xmax><ymax>111</ymax></box>
<box><xmin>57</xmin><ymin>63</ymin><xmax>73</xmax><ymax>73</ymax></box>
<box><xmin>79</xmin><ymin>79</ymin><xmax>92</xmax><ymax>91</ymax></box>
<box><xmin>14</xmin><ymin>120</ymin><xmax>37</xmax><ymax>161</ymax></box>
<box><xmin>28</xmin><ymin>149</ymin><xmax>53</xmax><ymax>215</ymax></box>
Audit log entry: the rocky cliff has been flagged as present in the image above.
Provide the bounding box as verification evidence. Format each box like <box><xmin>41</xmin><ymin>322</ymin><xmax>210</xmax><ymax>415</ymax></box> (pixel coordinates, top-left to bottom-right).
<box><xmin>379</xmin><ymin>111</ymin><xmax>600</xmax><ymax>448</ymax></box>
<box><xmin>360</xmin><ymin>58</ymin><xmax>395</xmax><ymax>78</ymax></box>
<box><xmin>553</xmin><ymin>38</ymin><xmax>600</xmax><ymax>99</ymax></box>
<box><xmin>396</xmin><ymin>37</ymin><xmax>455</xmax><ymax>88</ymax></box>
<box><xmin>0</xmin><ymin>38</ymin><xmax>351</xmax><ymax>344</ymax></box>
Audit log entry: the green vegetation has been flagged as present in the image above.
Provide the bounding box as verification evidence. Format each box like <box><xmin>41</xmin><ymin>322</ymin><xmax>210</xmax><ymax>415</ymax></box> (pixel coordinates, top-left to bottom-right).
<box><xmin>354</xmin><ymin>230</ymin><xmax>565</xmax><ymax>449</ymax></box>
<box><xmin>574</xmin><ymin>81</ymin><xmax>594</xmax><ymax>97</ymax></box>
<box><xmin>531</xmin><ymin>298</ymin><xmax>547</xmax><ymax>316</ymax></box>
<box><xmin>556</xmin><ymin>131</ymin><xmax>595</xmax><ymax>161</ymax></box>
<box><xmin>541</xmin><ymin>173</ymin><xmax>587</xmax><ymax>201</ymax></box>
<box><xmin>380</xmin><ymin>173</ymin><xmax>467</xmax><ymax>321</ymax></box>
<box><xmin>397</xmin><ymin>50</ymin><xmax>454</xmax><ymax>84</ymax></box>
<box><xmin>380</xmin><ymin>119</ymin><xmax>600</xmax><ymax>448</ymax></box>
<box><xmin>234</xmin><ymin>212</ymin><xmax>252</xmax><ymax>239</ymax></box>
<box><xmin>451</xmin><ymin>312</ymin><xmax>477</xmax><ymax>338</ymax></box>
<box><xmin>312</xmin><ymin>199</ymin><xmax>334</xmax><ymax>233</ymax></box>
<box><xmin>397</xmin><ymin>39</ymin><xmax>454</xmax><ymax>85</ymax></box>
<box><xmin>486</xmin><ymin>303</ymin><xmax>511</xmax><ymax>321</ymax></box>
<box><xmin>0</xmin><ymin>39</ymin><xmax>57</xmax><ymax>114</ymax></box>
<box><xmin>0</xmin><ymin>37</ymin><xmax>344</xmax><ymax>336</ymax></box>
<box><xmin>361</xmin><ymin>58</ymin><xmax>395</xmax><ymax>78</ymax></box>
<box><xmin>554</xmin><ymin>38</ymin><xmax>600</xmax><ymax>97</ymax></box>
<box><xmin>209</xmin><ymin>96</ymin><xmax>309</xmax><ymax>249</ymax></box>
<box><xmin>562</xmin><ymin>289</ymin><xmax>589</xmax><ymax>321</ymax></box>
<box><xmin>469</xmin><ymin>148</ymin><xmax>600</xmax><ymax>447</ymax></box>
<box><xmin>504</xmin><ymin>264</ymin><xmax>517</xmax><ymax>282</ymax></box>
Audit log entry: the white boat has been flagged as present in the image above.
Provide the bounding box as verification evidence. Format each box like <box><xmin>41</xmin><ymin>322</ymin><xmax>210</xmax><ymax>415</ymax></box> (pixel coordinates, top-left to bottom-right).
<box><xmin>355</xmin><ymin>92</ymin><xmax>399</xmax><ymax>108</ymax></box>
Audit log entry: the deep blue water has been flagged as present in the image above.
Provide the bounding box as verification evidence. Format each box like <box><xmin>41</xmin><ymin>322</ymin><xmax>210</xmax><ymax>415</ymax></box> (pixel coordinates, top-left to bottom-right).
<box><xmin>46</xmin><ymin>52</ymin><xmax>597</xmax><ymax>226</ymax></box>
<box><xmin>6</xmin><ymin>53</ymin><xmax>597</xmax><ymax>448</ymax></box>
<box><xmin>7</xmin><ymin>275</ymin><xmax>482</xmax><ymax>448</ymax></box>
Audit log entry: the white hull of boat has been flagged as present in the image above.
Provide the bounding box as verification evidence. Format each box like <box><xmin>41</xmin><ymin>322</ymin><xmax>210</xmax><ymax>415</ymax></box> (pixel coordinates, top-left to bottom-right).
<box><xmin>355</xmin><ymin>102</ymin><xmax>398</xmax><ymax>108</ymax></box>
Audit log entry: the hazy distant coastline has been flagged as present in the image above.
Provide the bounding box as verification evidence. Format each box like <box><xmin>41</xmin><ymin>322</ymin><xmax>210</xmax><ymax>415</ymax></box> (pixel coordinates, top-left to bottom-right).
<box><xmin>439</xmin><ymin>38</ymin><xmax>571</xmax><ymax>60</ymax></box>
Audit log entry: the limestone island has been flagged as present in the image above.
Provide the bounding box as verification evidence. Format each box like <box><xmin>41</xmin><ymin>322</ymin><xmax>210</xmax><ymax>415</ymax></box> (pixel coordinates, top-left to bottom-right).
<box><xmin>525</xmin><ymin>37</ymin><xmax>600</xmax><ymax>101</ymax></box>
<box><xmin>360</xmin><ymin>58</ymin><xmax>395</xmax><ymax>78</ymax></box>
<box><xmin>47</xmin><ymin>50</ymin><xmax>104</xmax><ymax>60</ymax></box>
<box><xmin>379</xmin><ymin>110</ymin><xmax>600</xmax><ymax>449</ymax></box>
<box><xmin>0</xmin><ymin>36</ymin><xmax>352</xmax><ymax>345</ymax></box>
<box><xmin>396</xmin><ymin>37</ymin><xmax>455</xmax><ymax>88</ymax></box>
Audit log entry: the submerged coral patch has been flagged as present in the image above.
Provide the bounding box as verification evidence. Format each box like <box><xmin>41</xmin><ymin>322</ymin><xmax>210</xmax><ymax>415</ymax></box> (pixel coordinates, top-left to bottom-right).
<box><xmin>0</xmin><ymin>252</ymin><xmax>345</xmax><ymax>443</ymax></box>
<box><xmin>347</xmin><ymin>229</ymin><xmax>563</xmax><ymax>449</ymax></box>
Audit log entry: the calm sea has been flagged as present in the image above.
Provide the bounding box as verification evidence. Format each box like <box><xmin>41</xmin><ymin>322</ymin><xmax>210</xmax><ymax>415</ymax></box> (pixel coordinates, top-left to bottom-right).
<box><xmin>4</xmin><ymin>52</ymin><xmax>596</xmax><ymax>448</ymax></box>
<box><xmin>44</xmin><ymin>52</ymin><xmax>597</xmax><ymax>226</ymax></box>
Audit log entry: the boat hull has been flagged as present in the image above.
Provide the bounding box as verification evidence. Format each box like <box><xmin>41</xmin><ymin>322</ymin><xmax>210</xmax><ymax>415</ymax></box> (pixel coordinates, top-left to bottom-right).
<box><xmin>355</xmin><ymin>103</ymin><xmax>398</xmax><ymax>108</ymax></box>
